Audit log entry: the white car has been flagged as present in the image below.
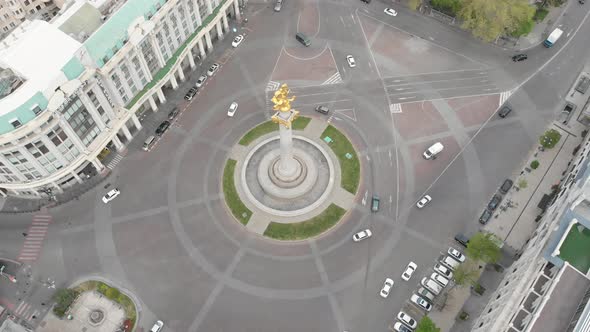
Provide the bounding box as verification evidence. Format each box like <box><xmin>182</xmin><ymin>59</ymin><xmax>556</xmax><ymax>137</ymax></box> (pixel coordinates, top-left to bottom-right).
<box><xmin>384</xmin><ymin>8</ymin><xmax>398</xmax><ymax>16</ymax></box>
<box><xmin>207</xmin><ymin>63</ymin><xmax>220</xmax><ymax>76</ymax></box>
<box><xmin>380</xmin><ymin>278</ymin><xmax>394</xmax><ymax>298</ymax></box>
<box><xmin>393</xmin><ymin>322</ymin><xmax>413</xmax><ymax>332</ymax></box>
<box><xmin>346</xmin><ymin>55</ymin><xmax>356</xmax><ymax>68</ymax></box>
<box><xmin>102</xmin><ymin>188</ymin><xmax>120</xmax><ymax>204</ymax></box>
<box><xmin>227</xmin><ymin>102</ymin><xmax>238</xmax><ymax>117</ymax></box>
<box><xmin>401</xmin><ymin>261</ymin><xmax>417</xmax><ymax>281</ymax></box>
<box><xmin>195</xmin><ymin>75</ymin><xmax>207</xmax><ymax>88</ymax></box>
<box><xmin>353</xmin><ymin>229</ymin><xmax>372</xmax><ymax>242</ymax></box>
<box><xmin>434</xmin><ymin>263</ymin><xmax>453</xmax><ymax>279</ymax></box>
<box><xmin>448</xmin><ymin>247</ymin><xmax>466</xmax><ymax>262</ymax></box>
<box><xmin>430</xmin><ymin>272</ymin><xmax>449</xmax><ymax>287</ymax></box>
<box><xmin>410</xmin><ymin>294</ymin><xmax>432</xmax><ymax>312</ymax></box>
<box><xmin>397</xmin><ymin>311</ymin><xmax>418</xmax><ymax>329</ymax></box>
<box><xmin>416</xmin><ymin>194</ymin><xmax>432</xmax><ymax>208</ymax></box>
<box><xmin>232</xmin><ymin>34</ymin><xmax>244</xmax><ymax>47</ymax></box>
<box><xmin>150</xmin><ymin>320</ymin><xmax>164</xmax><ymax>332</ymax></box>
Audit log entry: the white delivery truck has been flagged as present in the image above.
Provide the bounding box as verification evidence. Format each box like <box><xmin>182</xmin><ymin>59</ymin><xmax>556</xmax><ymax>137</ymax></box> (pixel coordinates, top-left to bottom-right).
<box><xmin>543</xmin><ymin>28</ymin><xmax>563</xmax><ymax>48</ymax></box>
<box><xmin>423</xmin><ymin>142</ymin><xmax>444</xmax><ymax>159</ymax></box>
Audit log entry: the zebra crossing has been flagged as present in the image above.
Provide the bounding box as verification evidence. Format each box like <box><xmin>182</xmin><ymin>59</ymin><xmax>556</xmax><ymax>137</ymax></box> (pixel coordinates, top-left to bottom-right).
<box><xmin>322</xmin><ymin>72</ymin><xmax>342</xmax><ymax>85</ymax></box>
<box><xmin>17</xmin><ymin>214</ymin><xmax>51</xmax><ymax>262</ymax></box>
<box><xmin>499</xmin><ymin>90</ymin><xmax>513</xmax><ymax>106</ymax></box>
<box><xmin>13</xmin><ymin>301</ymin><xmax>39</xmax><ymax>321</ymax></box>
<box><xmin>106</xmin><ymin>153</ymin><xmax>123</xmax><ymax>170</ymax></box>
<box><xmin>266</xmin><ymin>81</ymin><xmax>281</xmax><ymax>91</ymax></box>
<box><xmin>390</xmin><ymin>103</ymin><xmax>402</xmax><ymax>113</ymax></box>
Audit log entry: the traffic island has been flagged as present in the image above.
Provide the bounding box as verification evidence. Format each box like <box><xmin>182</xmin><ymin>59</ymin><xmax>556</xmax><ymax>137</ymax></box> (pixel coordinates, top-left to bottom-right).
<box><xmin>223</xmin><ymin>92</ymin><xmax>360</xmax><ymax>240</ymax></box>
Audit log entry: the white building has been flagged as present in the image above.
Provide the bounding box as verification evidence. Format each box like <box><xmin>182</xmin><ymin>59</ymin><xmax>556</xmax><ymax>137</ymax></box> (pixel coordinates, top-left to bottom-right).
<box><xmin>0</xmin><ymin>0</ymin><xmax>241</xmax><ymax>197</ymax></box>
<box><xmin>473</xmin><ymin>134</ymin><xmax>590</xmax><ymax>332</ymax></box>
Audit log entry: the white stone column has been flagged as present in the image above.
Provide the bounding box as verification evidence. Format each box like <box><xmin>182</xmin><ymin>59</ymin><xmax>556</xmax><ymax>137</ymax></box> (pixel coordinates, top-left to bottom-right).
<box><xmin>91</xmin><ymin>84</ymin><xmax>117</xmax><ymax>121</ymax></box>
<box><xmin>51</xmin><ymin>182</ymin><xmax>63</xmax><ymax>193</ymax></box>
<box><xmin>205</xmin><ymin>0</ymin><xmax>213</xmax><ymax>14</ymax></box>
<box><xmin>135</xmin><ymin>46</ymin><xmax>154</xmax><ymax>81</ymax></box>
<box><xmin>99</xmin><ymin>73</ymin><xmax>125</xmax><ymax>107</ymax></box>
<box><xmin>131</xmin><ymin>113</ymin><xmax>142</xmax><ymax>130</ymax></box>
<box><xmin>222</xmin><ymin>11</ymin><xmax>229</xmax><ymax>31</ymax></box>
<box><xmin>193</xmin><ymin>0</ymin><xmax>202</xmax><ymax>25</ymax></box>
<box><xmin>121</xmin><ymin>124</ymin><xmax>133</xmax><ymax>141</ymax></box>
<box><xmin>71</xmin><ymin>171</ymin><xmax>83</xmax><ymax>184</ymax></box>
<box><xmin>198</xmin><ymin>38</ymin><xmax>207</xmax><ymax>57</ymax></box>
<box><xmin>149</xmin><ymin>35</ymin><xmax>167</xmax><ymax>68</ymax></box>
<box><xmin>79</xmin><ymin>93</ymin><xmax>106</xmax><ymax>130</ymax></box>
<box><xmin>170</xmin><ymin>74</ymin><xmax>179</xmax><ymax>90</ymax></box>
<box><xmin>278</xmin><ymin>121</ymin><xmax>297</xmax><ymax>177</ymax></box>
<box><xmin>188</xmin><ymin>49</ymin><xmax>196</xmax><ymax>69</ymax></box>
<box><xmin>204</xmin><ymin>31</ymin><xmax>213</xmax><ymax>50</ymax></box>
<box><xmin>91</xmin><ymin>157</ymin><xmax>105</xmax><ymax>173</ymax></box>
<box><xmin>157</xmin><ymin>88</ymin><xmax>167</xmax><ymax>104</ymax></box>
<box><xmin>126</xmin><ymin>56</ymin><xmax>144</xmax><ymax>90</ymax></box>
<box><xmin>233</xmin><ymin>0</ymin><xmax>241</xmax><ymax>20</ymax></box>
<box><xmin>149</xmin><ymin>95</ymin><xmax>159</xmax><ymax>112</ymax></box>
<box><xmin>177</xmin><ymin>67</ymin><xmax>185</xmax><ymax>81</ymax></box>
<box><xmin>59</xmin><ymin>117</ymin><xmax>88</xmax><ymax>153</ymax></box>
<box><xmin>111</xmin><ymin>135</ymin><xmax>125</xmax><ymax>151</ymax></box>
<box><xmin>114</xmin><ymin>67</ymin><xmax>133</xmax><ymax>100</ymax></box>
<box><xmin>10</xmin><ymin>189</ymin><xmax>20</xmax><ymax>196</ymax></box>
<box><xmin>216</xmin><ymin>20</ymin><xmax>223</xmax><ymax>40</ymax></box>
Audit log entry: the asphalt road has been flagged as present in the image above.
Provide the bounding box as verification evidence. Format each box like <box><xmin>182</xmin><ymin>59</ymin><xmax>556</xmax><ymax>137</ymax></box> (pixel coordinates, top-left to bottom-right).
<box><xmin>1</xmin><ymin>0</ymin><xmax>590</xmax><ymax>331</ymax></box>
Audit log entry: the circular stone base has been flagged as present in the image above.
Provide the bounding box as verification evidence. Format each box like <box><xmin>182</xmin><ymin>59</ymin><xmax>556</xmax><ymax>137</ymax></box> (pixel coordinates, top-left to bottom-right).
<box><xmin>270</xmin><ymin>156</ymin><xmax>307</xmax><ymax>188</ymax></box>
<box><xmin>258</xmin><ymin>149</ymin><xmax>318</xmax><ymax>200</ymax></box>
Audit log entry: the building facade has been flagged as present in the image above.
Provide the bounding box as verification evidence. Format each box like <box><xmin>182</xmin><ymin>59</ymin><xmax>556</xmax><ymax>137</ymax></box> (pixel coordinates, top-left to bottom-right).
<box><xmin>472</xmin><ymin>133</ymin><xmax>590</xmax><ymax>332</ymax></box>
<box><xmin>0</xmin><ymin>0</ymin><xmax>241</xmax><ymax>198</ymax></box>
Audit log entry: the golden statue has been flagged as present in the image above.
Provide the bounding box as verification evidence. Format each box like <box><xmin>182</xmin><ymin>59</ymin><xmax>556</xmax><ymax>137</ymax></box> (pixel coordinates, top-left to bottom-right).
<box><xmin>271</xmin><ymin>83</ymin><xmax>299</xmax><ymax>128</ymax></box>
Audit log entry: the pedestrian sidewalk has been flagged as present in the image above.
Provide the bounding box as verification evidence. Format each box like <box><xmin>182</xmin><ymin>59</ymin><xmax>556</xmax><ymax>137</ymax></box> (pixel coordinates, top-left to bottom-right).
<box><xmin>513</xmin><ymin>4</ymin><xmax>565</xmax><ymax>51</ymax></box>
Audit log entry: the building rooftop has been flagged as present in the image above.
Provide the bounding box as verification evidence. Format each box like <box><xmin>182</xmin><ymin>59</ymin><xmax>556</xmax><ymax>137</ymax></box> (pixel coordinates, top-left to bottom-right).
<box><xmin>558</xmin><ymin>222</ymin><xmax>590</xmax><ymax>274</ymax></box>
<box><xmin>529</xmin><ymin>263</ymin><xmax>590</xmax><ymax>332</ymax></box>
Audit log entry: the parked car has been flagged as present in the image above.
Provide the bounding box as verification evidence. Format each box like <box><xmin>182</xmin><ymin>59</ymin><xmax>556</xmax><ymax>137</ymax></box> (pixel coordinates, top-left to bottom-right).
<box><xmin>397</xmin><ymin>311</ymin><xmax>417</xmax><ymax>329</ymax></box>
<box><xmin>168</xmin><ymin>107</ymin><xmax>180</xmax><ymax>121</ymax></box>
<box><xmin>500</xmin><ymin>179</ymin><xmax>513</xmax><ymax>194</ymax></box>
<box><xmin>227</xmin><ymin>102</ymin><xmax>238</xmax><ymax>117</ymax></box>
<box><xmin>454</xmin><ymin>233</ymin><xmax>470</xmax><ymax>247</ymax></box>
<box><xmin>232</xmin><ymin>34</ymin><xmax>244</xmax><ymax>47</ymax></box>
<box><xmin>315</xmin><ymin>105</ymin><xmax>329</xmax><ymax>114</ymax></box>
<box><xmin>195</xmin><ymin>75</ymin><xmax>207</xmax><ymax>88</ymax></box>
<box><xmin>430</xmin><ymin>272</ymin><xmax>449</xmax><ymax>287</ymax></box>
<box><xmin>207</xmin><ymin>63</ymin><xmax>220</xmax><ymax>77</ymax></box>
<box><xmin>416</xmin><ymin>195</ymin><xmax>432</xmax><ymax>208</ymax></box>
<box><xmin>421</xmin><ymin>277</ymin><xmax>442</xmax><ymax>295</ymax></box>
<box><xmin>384</xmin><ymin>8</ymin><xmax>398</xmax><ymax>16</ymax></box>
<box><xmin>184</xmin><ymin>87</ymin><xmax>197</xmax><ymax>100</ymax></box>
<box><xmin>441</xmin><ymin>256</ymin><xmax>460</xmax><ymax>270</ymax></box>
<box><xmin>150</xmin><ymin>320</ymin><xmax>164</xmax><ymax>332</ymax></box>
<box><xmin>353</xmin><ymin>229</ymin><xmax>372</xmax><ymax>242</ymax></box>
<box><xmin>448</xmin><ymin>247</ymin><xmax>466</xmax><ymax>262</ymax></box>
<box><xmin>487</xmin><ymin>194</ymin><xmax>502</xmax><ymax>211</ymax></box>
<box><xmin>558</xmin><ymin>102</ymin><xmax>576</xmax><ymax>125</ymax></box>
<box><xmin>401</xmin><ymin>261</ymin><xmax>417</xmax><ymax>281</ymax></box>
<box><xmin>512</xmin><ymin>54</ymin><xmax>528</xmax><ymax>62</ymax></box>
<box><xmin>274</xmin><ymin>0</ymin><xmax>282</xmax><ymax>11</ymax></box>
<box><xmin>371</xmin><ymin>195</ymin><xmax>380</xmax><ymax>212</ymax></box>
<box><xmin>361</xmin><ymin>0</ymin><xmax>371</xmax><ymax>3</ymax></box>
<box><xmin>392</xmin><ymin>322</ymin><xmax>412</xmax><ymax>332</ymax></box>
<box><xmin>346</xmin><ymin>55</ymin><xmax>356</xmax><ymax>68</ymax></box>
<box><xmin>479</xmin><ymin>209</ymin><xmax>492</xmax><ymax>225</ymax></box>
<box><xmin>410</xmin><ymin>294</ymin><xmax>432</xmax><ymax>311</ymax></box>
<box><xmin>434</xmin><ymin>263</ymin><xmax>453</xmax><ymax>279</ymax></box>
<box><xmin>498</xmin><ymin>105</ymin><xmax>512</xmax><ymax>118</ymax></box>
<box><xmin>155</xmin><ymin>121</ymin><xmax>171</xmax><ymax>136</ymax></box>
<box><xmin>102</xmin><ymin>188</ymin><xmax>120</xmax><ymax>204</ymax></box>
<box><xmin>380</xmin><ymin>278</ymin><xmax>394</xmax><ymax>298</ymax></box>
<box><xmin>417</xmin><ymin>287</ymin><xmax>435</xmax><ymax>302</ymax></box>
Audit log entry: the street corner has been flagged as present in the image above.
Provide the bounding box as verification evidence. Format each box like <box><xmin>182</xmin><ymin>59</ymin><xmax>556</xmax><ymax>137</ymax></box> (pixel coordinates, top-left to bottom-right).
<box><xmin>271</xmin><ymin>46</ymin><xmax>339</xmax><ymax>86</ymax></box>
<box><xmin>296</xmin><ymin>0</ymin><xmax>320</xmax><ymax>37</ymax></box>
<box><xmin>408</xmin><ymin>135</ymin><xmax>461</xmax><ymax>183</ymax></box>
<box><xmin>448</xmin><ymin>94</ymin><xmax>501</xmax><ymax>128</ymax></box>
<box><xmin>392</xmin><ymin>101</ymin><xmax>450</xmax><ymax>139</ymax></box>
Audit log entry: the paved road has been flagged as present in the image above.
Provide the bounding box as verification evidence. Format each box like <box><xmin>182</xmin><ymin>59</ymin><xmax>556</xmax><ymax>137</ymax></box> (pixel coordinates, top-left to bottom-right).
<box><xmin>1</xmin><ymin>0</ymin><xmax>589</xmax><ymax>331</ymax></box>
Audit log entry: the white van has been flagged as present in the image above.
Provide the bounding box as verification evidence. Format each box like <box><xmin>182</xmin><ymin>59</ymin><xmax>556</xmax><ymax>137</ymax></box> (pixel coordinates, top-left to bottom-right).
<box><xmin>142</xmin><ymin>135</ymin><xmax>156</xmax><ymax>151</ymax></box>
<box><xmin>417</xmin><ymin>287</ymin><xmax>435</xmax><ymax>302</ymax></box>
<box><xmin>423</xmin><ymin>142</ymin><xmax>443</xmax><ymax>159</ymax></box>
<box><xmin>421</xmin><ymin>277</ymin><xmax>442</xmax><ymax>295</ymax></box>
<box><xmin>441</xmin><ymin>256</ymin><xmax>460</xmax><ymax>270</ymax></box>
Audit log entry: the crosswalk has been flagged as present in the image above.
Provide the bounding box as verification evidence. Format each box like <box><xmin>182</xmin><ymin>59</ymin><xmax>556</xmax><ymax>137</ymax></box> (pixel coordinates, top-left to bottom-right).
<box><xmin>106</xmin><ymin>153</ymin><xmax>123</xmax><ymax>170</ymax></box>
<box><xmin>266</xmin><ymin>80</ymin><xmax>281</xmax><ymax>92</ymax></box>
<box><xmin>14</xmin><ymin>301</ymin><xmax>39</xmax><ymax>321</ymax></box>
<box><xmin>322</xmin><ymin>72</ymin><xmax>342</xmax><ymax>85</ymax></box>
<box><xmin>499</xmin><ymin>90</ymin><xmax>513</xmax><ymax>106</ymax></box>
<box><xmin>17</xmin><ymin>214</ymin><xmax>52</xmax><ymax>262</ymax></box>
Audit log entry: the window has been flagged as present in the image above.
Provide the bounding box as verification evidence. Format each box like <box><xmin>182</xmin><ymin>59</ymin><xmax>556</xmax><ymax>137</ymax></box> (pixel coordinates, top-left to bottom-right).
<box><xmin>35</xmin><ymin>5</ymin><xmax>41</xmax><ymax>10</ymax></box>
<box><xmin>9</xmin><ymin>118</ymin><xmax>22</xmax><ymax>129</ymax></box>
<box><xmin>24</xmin><ymin>0</ymin><xmax>29</xmax><ymax>5</ymax></box>
<box><xmin>31</xmin><ymin>105</ymin><xmax>42</xmax><ymax>116</ymax></box>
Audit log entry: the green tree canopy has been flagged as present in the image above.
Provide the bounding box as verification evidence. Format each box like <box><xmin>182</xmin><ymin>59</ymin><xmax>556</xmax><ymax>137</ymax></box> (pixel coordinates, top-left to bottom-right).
<box><xmin>453</xmin><ymin>261</ymin><xmax>480</xmax><ymax>287</ymax></box>
<box><xmin>459</xmin><ymin>0</ymin><xmax>535</xmax><ymax>41</ymax></box>
<box><xmin>466</xmin><ymin>232</ymin><xmax>502</xmax><ymax>263</ymax></box>
<box><xmin>431</xmin><ymin>0</ymin><xmax>462</xmax><ymax>15</ymax></box>
<box><xmin>416</xmin><ymin>316</ymin><xmax>441</xmax><ymax>332</ymax></box>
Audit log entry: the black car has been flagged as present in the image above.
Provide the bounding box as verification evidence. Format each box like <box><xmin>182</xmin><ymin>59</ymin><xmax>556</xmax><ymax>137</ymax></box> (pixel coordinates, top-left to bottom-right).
<box><xmin>512</xmin><ymin>54</ymin><xmax>528</xmax><ymax>62</ymax></box>
<box><xmin>168</xmin><ymin>107</ymin><xmax>180</xmax><ymax>121</ymax></box>
<box><xmin>498</xmin><ymin>105</ymin><xmax>512</xmax><ymax>118</ymax></box>
<box><xmin>479</xmin><ymin>209</ymin><xmax>492</xmax><ymax>225</ymax></box>
<box><xmin>500</xmin><ymin>179</ymin><xmax>513</xmax><ymax>194</ymax></box>
<box><xmin>361</xmin><ymin>0</ymin><xmax>371</xmax><ymax>3</ymax></box>
<box><xmin>184</xmin><ymin>87</ymin><xmax>197</xmax><ymax>101</ymax></box>
<box><xmin>315</xmin><ymin>105</ymin><xmax>329</xmax><ymax>115</ymax></box>
<box><xmin>155</xmin><ymin>121</ymin><xmax>171</xmax><ymax>136</ymax></box>
<box><xmin>487</xmin><ymin>194</ymin><xmax>502</xmax><ymax>211</ymax></box>
<box><xmin>454</xmin><ymin>233</ymin><xmax>470</xmax><ymax>247</ymax></box>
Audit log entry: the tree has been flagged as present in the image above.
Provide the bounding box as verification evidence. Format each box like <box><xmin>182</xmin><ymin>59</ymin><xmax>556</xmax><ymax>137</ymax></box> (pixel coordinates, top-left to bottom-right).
<box><xmin>459</xmin><ymin>0</ymin><xmax>535</xmax><ymax>41</ymax></box>
<box><xmin>431</xmin><ymin>0</ymin><xmax>462</xmax><ymax>15</ymax></box>
<box><xmin>518</xmin><ymin>179</ymin><xmax>528</xmax><ymax>189</ymax></box>
<box><xmin>540</xmin><ymin>129</ymin><xmax>562</xmax><ymax>149</ymax></box>
<box><xmin>453</xmin><ymin>261</ymin><xmax>480</xmax><ymax>287</ymax></box>
<box><xmin>416</xmin><ymin>316</ymin><xmax>441</xmax><ymax>332</ymax></box>
<box><xmin>466</xmin><ymin>232</ymin><xmax>502</xmax><ymax>263</ymax></box>
<box><xmin>52</xmin><ymin>288</ymin><xmax>79</xmax><ymax>318</ymax></box>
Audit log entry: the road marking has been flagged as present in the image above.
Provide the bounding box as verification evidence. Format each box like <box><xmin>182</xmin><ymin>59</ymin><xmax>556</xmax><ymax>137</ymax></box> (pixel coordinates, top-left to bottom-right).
<box><xmin>334</xmin><ymin>108</ymin><xmax>357</xmax><ymax>121</ymax></box>
<box><xmin>390</xmin><ymin>103</ymin><xmax>402</xmax><ymax>113</ymax></box>
<box><xmin>351</xmin><ymin>13</ymin><xmax>356</xmax><ymax>24</ymax></box>
<box><xmin>340</xmin><ymin>16</ymin><xmax>345</xmax><ymax>26</ymax></box>
<box><xmin>398</xmin><ymin>96</ymin><xmax>416</xmax><ymax>101</ymax></box>
<box><xmin>388</xmin><ymin>150</ymin><xmax>393</xmax><ymax>166</ymax></box>
<box><xmin>362</xmin><ymin>190</ymin><xmax>368</xmax><ymax>205</ymax></box>
<box><xmin>266</xmin><ymin>81</ymin><xmax>280</xmax><ymax>91</ymax></box>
